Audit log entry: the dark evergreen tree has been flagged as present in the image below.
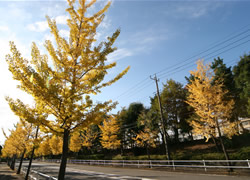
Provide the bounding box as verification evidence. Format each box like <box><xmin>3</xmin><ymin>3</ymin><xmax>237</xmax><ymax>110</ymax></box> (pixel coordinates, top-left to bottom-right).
<box><xmin>151</xmin><ymin>79</ymin><xmax>193</xmax><ymax>143</ymax></box>
<box><xmin>117</xmin><ymin>103</ymin><xmax>144</xmax><ymax>152</ymax></box>
<box><xmin>233</xmin><ymin>53</ymin><xmax>250</xmax><ymax>117</ymax></box>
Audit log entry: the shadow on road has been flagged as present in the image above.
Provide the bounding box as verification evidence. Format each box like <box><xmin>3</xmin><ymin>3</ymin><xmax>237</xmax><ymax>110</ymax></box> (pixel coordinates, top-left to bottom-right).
<box><xmin>0</xmin><ymin>174</ymin><xmax>22</xmax><ymax>180</ymax></box>
<box><xmin>0</xmin><ymin>163</ymin><xmax>23</xmax><ymax>180</ymax></box>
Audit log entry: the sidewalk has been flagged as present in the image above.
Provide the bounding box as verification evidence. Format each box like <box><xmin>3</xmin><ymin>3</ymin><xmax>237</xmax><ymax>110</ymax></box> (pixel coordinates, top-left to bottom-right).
<box><xmin>0</xmin><ymin>163</ymin><xmax>23</xmax><ymax>180</ymax></box>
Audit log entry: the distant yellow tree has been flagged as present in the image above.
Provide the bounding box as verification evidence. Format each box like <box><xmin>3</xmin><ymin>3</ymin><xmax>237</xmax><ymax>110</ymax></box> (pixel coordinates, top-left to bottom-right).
<box><xmin>69</xmin><ymin>131</ymin><xmax>82</xmax><ymax>153</ymax></box>
<box><xmin>133</xmin><ymin>111</ymin><xmax>158</xmax><ymax>160</ymax></box>
<box><xmin>1</xmin><ymin>125</ymin><xmax>22</xmax><ymax>158</ymax></box>
<box><xmin>81</xmin><ymin>127</ymin><xmax>98</xmax><ymax>150</ymax></box>
<box><xmin>186</xmin><ymin>60</ymin><xmax>237</xmax><ymax>164</ymax></box>
<box><xmin>35</xmin><ymin>137</ymin><xmax>52</xmax><ymax>157</ymax></box>
<box><xmin>6</xmin><ymin>0</ymin><xmax>129</xmax><ymax>179</ymax></box>
<box><xmin>49</xmin><ymin>135</ymin><xmax>63</xmax><ymax>155</ymax></box>
<box><xmin>1</xmin><ymin>121</ymin><xmax>33</xmax><ymax>171</ymax></box>
<box><xmin>99</xmin><ymin>116</ymin><xmax>121</xmax><ymax>150</ymax></box>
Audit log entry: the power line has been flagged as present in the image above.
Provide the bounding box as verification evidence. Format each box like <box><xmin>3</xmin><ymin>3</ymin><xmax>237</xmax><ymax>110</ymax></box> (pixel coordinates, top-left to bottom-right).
<box><xmin>157</xmin><ymin>34</ymin><xmax>250</xmax><ymax>79</ymax></box>
<box><xmin>112</xmin><ymin>77</ymin><xmax>150</xmax><ymax>101</ymax></box>
<box><xmin>112</xmin><ymin>24</ymin><xmax>250</xmax><ymax>104</ymax></box>
<box><xmin>122</xmin><ymin>38</ymin><xmax>250</xmax><ymax>98</ymax></box>
<box><xmin>158</xmin><ymin>39</ymin><xmax>250</xmax><ymax>80</ymax></box>
<box><xmin>155</xmin><ymin>28</ymin><xmax>250</xmax><ymax>76</ymax></box>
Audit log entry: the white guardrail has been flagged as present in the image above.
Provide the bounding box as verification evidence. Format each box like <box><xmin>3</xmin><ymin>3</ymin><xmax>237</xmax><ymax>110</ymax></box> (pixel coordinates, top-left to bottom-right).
<box><xmin>14</xmin><ymin>159</ymin><xmax>250</xmax><ymax>179</ymax></box>
<box><xmin>43</xmin><ymin>159</ymin><xmax>250</xmax><ymax>172</ymax></box>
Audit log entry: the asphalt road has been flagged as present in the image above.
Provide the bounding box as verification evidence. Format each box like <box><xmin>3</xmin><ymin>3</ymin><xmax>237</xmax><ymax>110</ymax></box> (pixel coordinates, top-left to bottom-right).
<box><xmin>22</xmin><ymin>161</ymin><xmax>250</xmax><ymax>180</ymax></box>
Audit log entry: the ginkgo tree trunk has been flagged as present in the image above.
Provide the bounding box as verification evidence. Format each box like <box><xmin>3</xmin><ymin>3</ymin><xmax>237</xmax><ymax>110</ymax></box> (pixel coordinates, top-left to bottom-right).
<box><xmin>186</xmin><ymin>60</ymin><xmax>237</xmax><ymax>168</ymax></box>
<box><xmin>5</xmin><ymin>0</ymin><xmax>129</xmax><ymax>179</ymax></box>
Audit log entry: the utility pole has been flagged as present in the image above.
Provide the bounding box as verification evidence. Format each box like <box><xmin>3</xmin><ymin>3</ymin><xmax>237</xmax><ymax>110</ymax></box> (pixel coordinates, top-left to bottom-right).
<box><xmin>150</xmin><ymin>74</ymin><xmax>171</xmax><ymax>161</ymax></box>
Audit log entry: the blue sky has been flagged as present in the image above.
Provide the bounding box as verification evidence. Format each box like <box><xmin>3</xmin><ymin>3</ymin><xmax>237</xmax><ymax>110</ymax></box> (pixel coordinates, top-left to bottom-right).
<box><xmin>0</xmin><ymin>0</ymin><xmax>250</xmax><ymax>144</ymax></box>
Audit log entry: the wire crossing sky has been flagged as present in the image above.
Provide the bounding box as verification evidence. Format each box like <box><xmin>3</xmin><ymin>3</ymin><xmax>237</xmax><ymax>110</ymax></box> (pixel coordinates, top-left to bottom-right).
<box><xmin>0</xmin><ymin>0</ymin><xmax>250</xmax><ymax>144</ymax></box>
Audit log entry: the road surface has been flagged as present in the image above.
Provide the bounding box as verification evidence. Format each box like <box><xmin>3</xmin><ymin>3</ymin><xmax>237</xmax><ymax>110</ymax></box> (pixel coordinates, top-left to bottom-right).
<box><xmin>21</xmin><ymin>161</ymin><xmax>250</xmax><ymax>180</ymax></box>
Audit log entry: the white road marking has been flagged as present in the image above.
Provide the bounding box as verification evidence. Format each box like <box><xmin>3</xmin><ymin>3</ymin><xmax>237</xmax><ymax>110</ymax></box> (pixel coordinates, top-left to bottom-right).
<box><xmin>31</xmin><ymin>165</ymin><xmax>155</xmax><ymax>180</ymax></box>
<box><xmin>67</xmin><ymin>168</ymin><xmax>155</xmax><ymax>180</ymax></box>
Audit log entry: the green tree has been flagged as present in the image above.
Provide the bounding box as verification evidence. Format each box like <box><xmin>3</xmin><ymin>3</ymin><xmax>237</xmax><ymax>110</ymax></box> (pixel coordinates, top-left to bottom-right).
<box><xmin>211</xmin><ymin>57</ymin><xmax>240</xmax><ymax>121</ymax></box>
<box><xmin>5</xmin><ymin>0</ymin><xmax>129</xmax><ymax>179</ymax></box>
<box><xmin>118</xmin><ymin>103</ymin><xmax>144</xmax><ymax>151</ymax></box>
<box><xmin>162</xmin><ymin>79</ymin><xmax>192</xmax><ymax>142</ymax></box>
<box><xmin>233</xmin><ymin>53</ymin><xmax>250</xmax><ymax>117</ymax></box>
<box><xmin>151</xmin><ymin>80</ymin><xmax>192</xmax><ymax>143</ymax></box>
<box><xmin>211</xmin><ymin>57</ymin><xmax>235</xmax><ymax>94</ymax></box>
<box><xmin>134</xmin><ymin>110</ymin><xmax>159</xmax><ymax>160</ymax></box>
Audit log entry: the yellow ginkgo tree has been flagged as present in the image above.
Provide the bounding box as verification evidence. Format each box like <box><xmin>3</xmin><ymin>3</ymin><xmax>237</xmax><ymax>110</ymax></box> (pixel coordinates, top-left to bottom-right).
<box><xmin>5</xmin><ymin>0</ymin><xmax>129</xmax><ymax>179</ymax></box>
<box><xmin>133</xmin><ymin>111</ymin><xmax>158</xmax><ymax>160</ymax></box>
<box><xmin>99</xmin><ymin>116</ymin><xmax>121</xmax><ymax>150</ymax></box>
<box><xmin>49</xmin><ymin>135</ymin><xmax>63</xmax><ymax>155</ymax></box>
<box><xmin>1</xmin><ymin>120</ymin><xmax>33</xmax><ymax>173</ymax></box>
<box><xmin>35</xmin><ymin>136</ymin><xmax>52</xmax><ymax>158</ymax></box>
<box><xmin>69</xmin><ymin>131</ymin><xmax>82</xmax><ymax>153</ymax></box>
<box><xmin>186</xmin><ymin>60</ymin><xmax>237</xmax><ymax>164</ymax></box>
<box><xmin>81</xmin><ymin>126</ymin><xmax>99</xmax><ymax>150</ymax></box>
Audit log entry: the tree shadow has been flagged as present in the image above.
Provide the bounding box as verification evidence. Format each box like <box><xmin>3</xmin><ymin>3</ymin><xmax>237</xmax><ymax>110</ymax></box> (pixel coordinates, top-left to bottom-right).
<box><xmin>0</xmin><ymin>175</ymin><xmax>22</xmax><ymax>180</ymax></box>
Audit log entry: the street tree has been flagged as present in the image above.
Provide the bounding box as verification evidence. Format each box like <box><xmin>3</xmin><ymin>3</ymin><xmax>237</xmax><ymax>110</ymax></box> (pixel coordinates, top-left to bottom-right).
<box><xmin>49</xmin><ymin>135</ymin><xmax>63</xmax><ymax>155</ymax></box>
<box><xmin>69</xmin><ymin>131</ymin><xmax>82</xmax><ymax>153</ymax></box>
<box><xmin>5</xmin><ymin>0</ymin><xmax>129</xmax><ymax>179</ymax></box>
<box><xmin>81</xmin><ymin>126</ymin><xmax>99</xmax><ymax>151</ymax></box>
<box><xmin>134</xmin><ymin>110</ymin><xmax>158</xmax><ymax>160</ymax></box>
<box><xmin>99</xmin><ymin>116</ymin><xmax>121</xmax><ymax>150</ymax></box>
<box><xmin>1</xmin><ymin>121</ymin><xmax>33</xmax><ymax>172</ymax></box>
<box><xmin>186</xmin><ymin>60</ymin><xmax>237</xmax><ymax>164</ymax></box>
<box><xmin>35</xmin><ymin>136</ymin><xmax>52</xmax><ymax>157</ymax></box>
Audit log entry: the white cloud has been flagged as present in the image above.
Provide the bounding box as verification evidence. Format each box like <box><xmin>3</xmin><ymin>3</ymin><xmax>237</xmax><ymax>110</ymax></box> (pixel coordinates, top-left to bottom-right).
<box><xmin>0</xmin><ymin>25</ymin><xmax>8</xmax><ymax>31</ymax></box>
<box><xmin>59</xmin><ymin>29</ymin><xmax>70</xmax><ymax>38</ymax></box>
<box><xmin>107</xmin><ymin>28</ymin><xmax>170</xmax><ymax>62</ymax></box>
<box><xmin>107</xmin><ymin>48</ymin><xmax>133</xmax><ymax>62</ymax></box>
<box><xmin>27</xmin><ymin>21</ymin><xmax>49</xmax><ymax>32</ymax></box>
<box><xmin>99</xmin><ymin>16</ymin><xmax>111</xmax><ymax>29</ymax></box>
<box><xmin>55</xmin><ymin>15</ymin><xmax>69</xmax><ymax>25</ymax></box>
<box><xmin>175</xmin><ymin>4</ymin><xmax>208</xmax><ymax>18</ymax></box>
<box><xmin>120</xmin><ymin>27</ymin><xmax>169</xmax><ymax>50</ymax></box>
<box><xmin>44</xmin><ymin>33</ymin><xmax>54</xmax><ymax>42</ymax></box>
<box><xmin>27</xmin><ymin>15</ymin><xmax>68</xmax><ymax>33</ymax></box>
<box><xmin>164</xmin><ymin>2</ymin><xmax>223</xmax><ymax>19</ymax></box>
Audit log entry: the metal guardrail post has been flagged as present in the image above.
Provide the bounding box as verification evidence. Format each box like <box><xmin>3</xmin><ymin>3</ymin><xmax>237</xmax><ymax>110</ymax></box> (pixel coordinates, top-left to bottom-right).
<box><xmin>247</xmin><ymin>159</ymin><xmax>250</xmax><ymax>168</ymax></box>
<box><xmin>150</xmin><ymin>160</ymin><xmax>152</xmax><ymax>168</ymax></box>
<box><xmin>172</xmin><ymin>160</ymin><xmax>175</xmax><ymax>170</ymax></box>
<box><xmin>123</xmin><ymin>160</ymin><xmax>124</xmax><ymax>168</ymax></box>
<box><xmin>138</xmin><ymin>160</ymin><xmax>140</xmax><ymax>168</ymax></box>
<box><xmin>203</xmin><ymin>160</ymin><xmax>207</xmax><ymax>172</ymax></box>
